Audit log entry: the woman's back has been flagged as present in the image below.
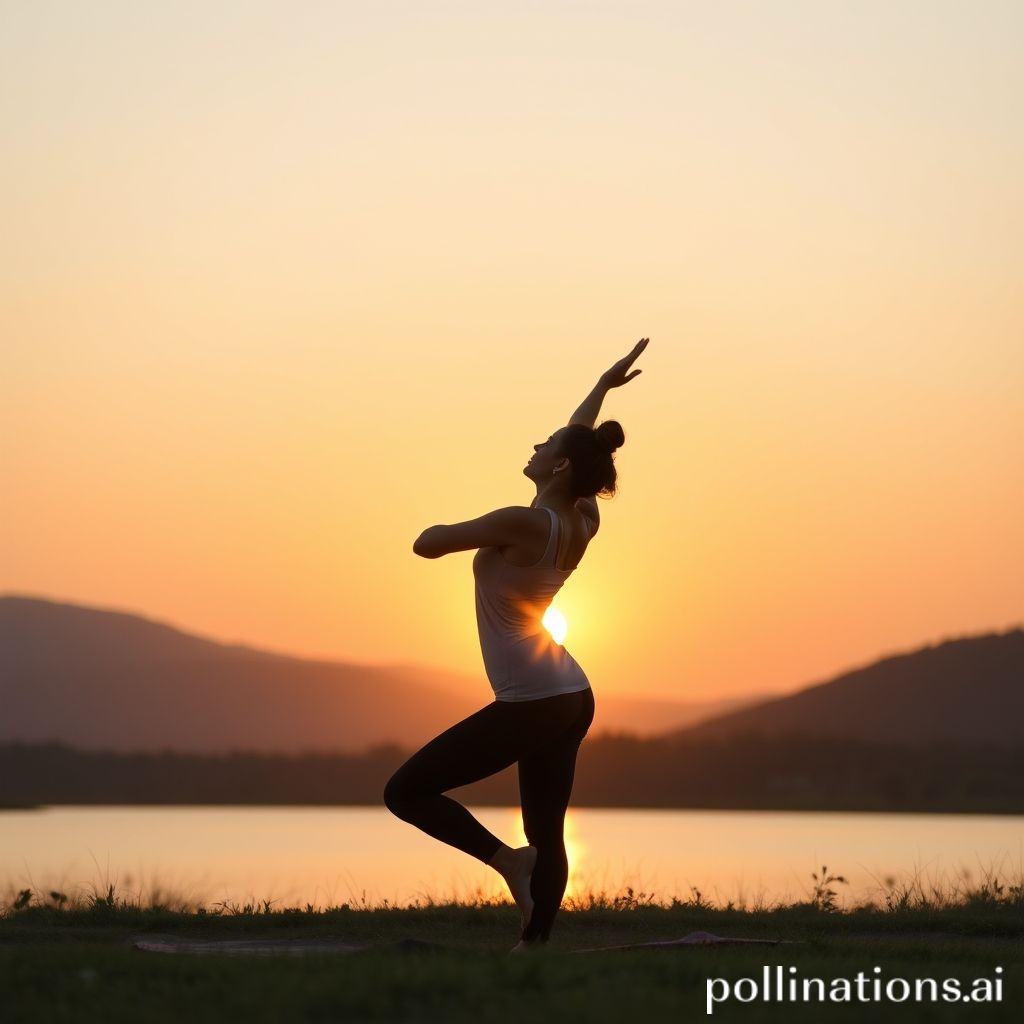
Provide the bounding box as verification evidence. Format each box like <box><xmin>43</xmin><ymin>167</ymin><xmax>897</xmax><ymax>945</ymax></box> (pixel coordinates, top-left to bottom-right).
<box><xmin>472</xmin><ymin>506</ymin><xmax>593</xmax><ymax>702</ymax></box>
<box><xmin>499</xmin><ymin>503</ymin><xmax>593</xmax><ymax>571</ymax></box>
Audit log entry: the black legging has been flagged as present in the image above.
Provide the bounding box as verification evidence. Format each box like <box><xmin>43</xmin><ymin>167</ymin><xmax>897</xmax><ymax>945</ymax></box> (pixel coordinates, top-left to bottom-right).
<box><xmin>383</xmin><ymin>686</ymin><xmax>595</xmax><ymax>943</ymax></box>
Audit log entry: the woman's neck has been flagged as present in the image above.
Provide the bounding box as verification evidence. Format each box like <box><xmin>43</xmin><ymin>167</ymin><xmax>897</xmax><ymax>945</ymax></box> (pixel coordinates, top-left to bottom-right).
<box><xmin>531</xmin><ymin>482</ymin><xmax>576</xmax><ymax>513</ymax></box>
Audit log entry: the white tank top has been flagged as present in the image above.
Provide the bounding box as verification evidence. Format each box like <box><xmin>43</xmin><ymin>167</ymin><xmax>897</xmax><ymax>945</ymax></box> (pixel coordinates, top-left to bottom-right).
<box><xmin>471</xmin><ymin>506</ymin><xmax>593</xmax><ymax>702</ymax></box>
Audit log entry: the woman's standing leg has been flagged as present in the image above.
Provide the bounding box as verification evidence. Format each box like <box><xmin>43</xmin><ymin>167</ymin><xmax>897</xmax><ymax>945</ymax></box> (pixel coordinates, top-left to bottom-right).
<box><xmin>516</xmin><ymin>687</ymin><xmax>595</xmax><ymax>943</ymax></box>
<box><xmin>383</xmin><ymin>697</ymin><xmax>583</xmax><ymax>863</ymax></box>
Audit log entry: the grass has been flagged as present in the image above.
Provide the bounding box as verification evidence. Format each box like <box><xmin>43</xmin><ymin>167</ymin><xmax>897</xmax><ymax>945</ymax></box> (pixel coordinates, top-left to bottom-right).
<box><xmin>2</xmin><ymin>865</ymin><xmax>1023</xmax><ymax>1022</ymax></box>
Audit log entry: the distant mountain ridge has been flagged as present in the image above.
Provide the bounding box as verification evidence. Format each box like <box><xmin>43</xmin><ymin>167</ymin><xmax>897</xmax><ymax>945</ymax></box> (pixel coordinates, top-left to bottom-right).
<box><xmin>0</xmin><ymin>595</ymin><xmax>759</xmax><ymax>752</ymax></box>
<box><xmin>673</xmin><ymin>627</ymin><xmax>1024</xmax><ymax>745</ymax></box>
<box><xmin>5</xmin><ymin>596</ymin><xmax>1017</xmax><ymax>754</ymax></box>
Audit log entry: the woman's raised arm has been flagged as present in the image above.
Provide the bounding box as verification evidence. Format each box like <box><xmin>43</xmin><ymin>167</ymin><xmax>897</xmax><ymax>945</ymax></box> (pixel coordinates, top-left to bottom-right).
<box><xmin>567</xmin><ymin>337</ymin><xmax>649</xmax><ymax>427</ymax></box>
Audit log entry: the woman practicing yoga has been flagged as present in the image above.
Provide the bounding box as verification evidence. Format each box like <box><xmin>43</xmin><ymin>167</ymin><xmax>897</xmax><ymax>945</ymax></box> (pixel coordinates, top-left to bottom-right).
<box><xmin>384</xmin><ymin>337</ymin><xmax>649</xmax><ymax>951</ymax></box>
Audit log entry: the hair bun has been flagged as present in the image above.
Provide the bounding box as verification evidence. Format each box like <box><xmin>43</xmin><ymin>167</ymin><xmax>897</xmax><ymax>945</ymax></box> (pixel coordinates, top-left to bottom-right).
<box><xmin>594</xmin><ymin>420</ymin><xmax>625</xmax><ymax>454</ymax></box>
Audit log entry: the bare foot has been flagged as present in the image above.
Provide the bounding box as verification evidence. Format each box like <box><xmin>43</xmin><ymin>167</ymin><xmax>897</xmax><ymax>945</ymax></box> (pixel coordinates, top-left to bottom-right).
<box><xmin>489</xmin><ymin>844</ymin><xmax>537</xmax><ymax>931</ymax></box>
<box><xmin>508</xmin><ymin>937</ymin><xmax>545</xmax><ymax>954</ymax></box>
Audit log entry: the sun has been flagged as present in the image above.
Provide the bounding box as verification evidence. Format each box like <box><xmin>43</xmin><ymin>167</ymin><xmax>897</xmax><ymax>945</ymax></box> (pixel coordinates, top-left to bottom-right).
<box><xmin>542</xmin><ymin>605</ymin><xmax>568</xmax><ymax>645</ymax></box>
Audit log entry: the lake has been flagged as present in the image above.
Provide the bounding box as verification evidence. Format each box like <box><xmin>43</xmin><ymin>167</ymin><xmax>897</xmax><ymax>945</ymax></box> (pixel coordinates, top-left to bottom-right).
<box><xmin>2</xmin><ymin>806</ymin><xmax>1021</xmax><ymax>911</ymax></box>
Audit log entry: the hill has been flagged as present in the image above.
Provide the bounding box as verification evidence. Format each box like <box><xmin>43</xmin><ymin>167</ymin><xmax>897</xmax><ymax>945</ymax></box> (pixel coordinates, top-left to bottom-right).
<box><xmin>670</xmin><ymin>627</ymin><xmax>1024</xmax><ymax>745</ymax></box>
<box><xmin>0</xmin><ymin>595</ymin><xmax>750</xmax><ymax>752</ymax></box>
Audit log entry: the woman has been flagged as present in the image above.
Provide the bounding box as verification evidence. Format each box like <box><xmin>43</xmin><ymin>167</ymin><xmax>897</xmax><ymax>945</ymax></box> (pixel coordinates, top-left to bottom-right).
<box><xmin>384</xmin><ymin>337</ymin><xmax>649</xmax><ymax>951</ymax></box>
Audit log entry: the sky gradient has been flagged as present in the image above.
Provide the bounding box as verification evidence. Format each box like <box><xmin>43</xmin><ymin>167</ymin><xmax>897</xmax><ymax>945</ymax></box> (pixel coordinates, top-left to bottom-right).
<box><xmin>4</xmin><ymin>1</ymin><xmax>1022</xmax><ymax>703</ymax></box>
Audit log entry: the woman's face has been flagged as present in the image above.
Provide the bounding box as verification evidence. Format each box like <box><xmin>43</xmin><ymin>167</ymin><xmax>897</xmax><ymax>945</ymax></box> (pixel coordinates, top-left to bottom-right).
<box><xmin>524</xmin><ymin>427</ymin><xmax>569</xmax><ymax>481</ymax></box>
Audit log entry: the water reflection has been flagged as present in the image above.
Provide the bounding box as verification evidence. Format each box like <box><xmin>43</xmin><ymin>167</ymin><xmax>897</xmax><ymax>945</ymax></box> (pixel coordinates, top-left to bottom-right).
<box><xmin>2</xmin><ymin>806</ymin><xmax>1021</xmax><ymax>911</ymax></box>
<box><xmin>563</xmin><ymin>811</ymin><xmax>588</xmax><ymax>900</ymax></box>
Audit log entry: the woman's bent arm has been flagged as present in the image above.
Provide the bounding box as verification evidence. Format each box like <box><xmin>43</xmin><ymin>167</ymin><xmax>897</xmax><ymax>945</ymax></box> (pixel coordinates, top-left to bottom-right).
<box><xmin>414</xmin><ymin>506</ymin><xmax>539</xmax><ymax>558</ymax></box>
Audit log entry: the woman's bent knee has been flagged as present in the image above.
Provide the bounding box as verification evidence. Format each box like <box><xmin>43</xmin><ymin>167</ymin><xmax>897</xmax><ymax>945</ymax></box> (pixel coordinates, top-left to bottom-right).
<box><xmin>383</xmin><ymin>772</ymin><xmax>411</xmax><ymax>816</ymax></box>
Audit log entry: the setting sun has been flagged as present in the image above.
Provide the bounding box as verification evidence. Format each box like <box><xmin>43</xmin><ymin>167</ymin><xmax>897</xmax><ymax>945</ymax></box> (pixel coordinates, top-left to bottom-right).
<box><xmin>542</xmin><ymin>606</ymin><xmax>568</xmax><ymax>645</ymax></box>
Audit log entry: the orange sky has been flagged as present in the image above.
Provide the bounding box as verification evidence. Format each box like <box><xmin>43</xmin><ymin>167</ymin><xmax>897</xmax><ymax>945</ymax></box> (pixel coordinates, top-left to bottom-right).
<box><xmin>4</xmin><ymin>2</ymin><xmax>1022</xmax><ymax>703</ymax></box>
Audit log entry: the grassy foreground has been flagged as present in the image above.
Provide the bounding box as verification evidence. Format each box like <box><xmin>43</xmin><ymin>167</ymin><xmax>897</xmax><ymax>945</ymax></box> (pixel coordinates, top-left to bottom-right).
<box><xmin>2</xmin><ymin>876</ymin><xmax>1022</xmax><ymax>1023</ymax></box>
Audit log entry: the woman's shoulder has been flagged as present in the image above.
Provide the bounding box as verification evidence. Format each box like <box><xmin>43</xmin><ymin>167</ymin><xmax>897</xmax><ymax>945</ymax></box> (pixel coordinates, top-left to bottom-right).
<box><xmin>484</xmin><ymin>505</ymin><xmax>550</xmax><ymax>533</ymax></box>
<box><xmin>574</xmin><ymin>497</ymin><xmax>600</xmax><ymax>536</ymax></box>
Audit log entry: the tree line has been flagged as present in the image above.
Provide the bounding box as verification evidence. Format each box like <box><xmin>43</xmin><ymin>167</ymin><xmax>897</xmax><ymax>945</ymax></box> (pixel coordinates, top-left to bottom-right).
<box><xmin>3</xmin><ymin>732</ymin><xmax>1022</xmax><ymax>813</ymax></box>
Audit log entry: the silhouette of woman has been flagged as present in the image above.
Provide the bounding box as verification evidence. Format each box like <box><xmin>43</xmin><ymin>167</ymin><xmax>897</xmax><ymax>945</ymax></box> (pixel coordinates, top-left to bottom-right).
<box><xmin>384</xmin><ymin>338</ymin><xmax>649</xmax><ymax>951</ymax></box>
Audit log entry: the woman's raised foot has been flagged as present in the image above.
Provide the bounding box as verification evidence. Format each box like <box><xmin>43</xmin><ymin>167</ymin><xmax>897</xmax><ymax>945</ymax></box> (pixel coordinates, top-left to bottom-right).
<box><xmin>488</xmin><ymin>843</ymin><xmax>537</xmax><ymax>931</ymax></box>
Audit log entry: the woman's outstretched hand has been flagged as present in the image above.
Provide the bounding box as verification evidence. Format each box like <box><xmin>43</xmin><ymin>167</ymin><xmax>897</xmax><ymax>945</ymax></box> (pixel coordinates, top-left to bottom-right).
<box><xmin>600</xmin><ymin>337</ymin><xmax>649</xmax><ymax>389</ymax></box>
